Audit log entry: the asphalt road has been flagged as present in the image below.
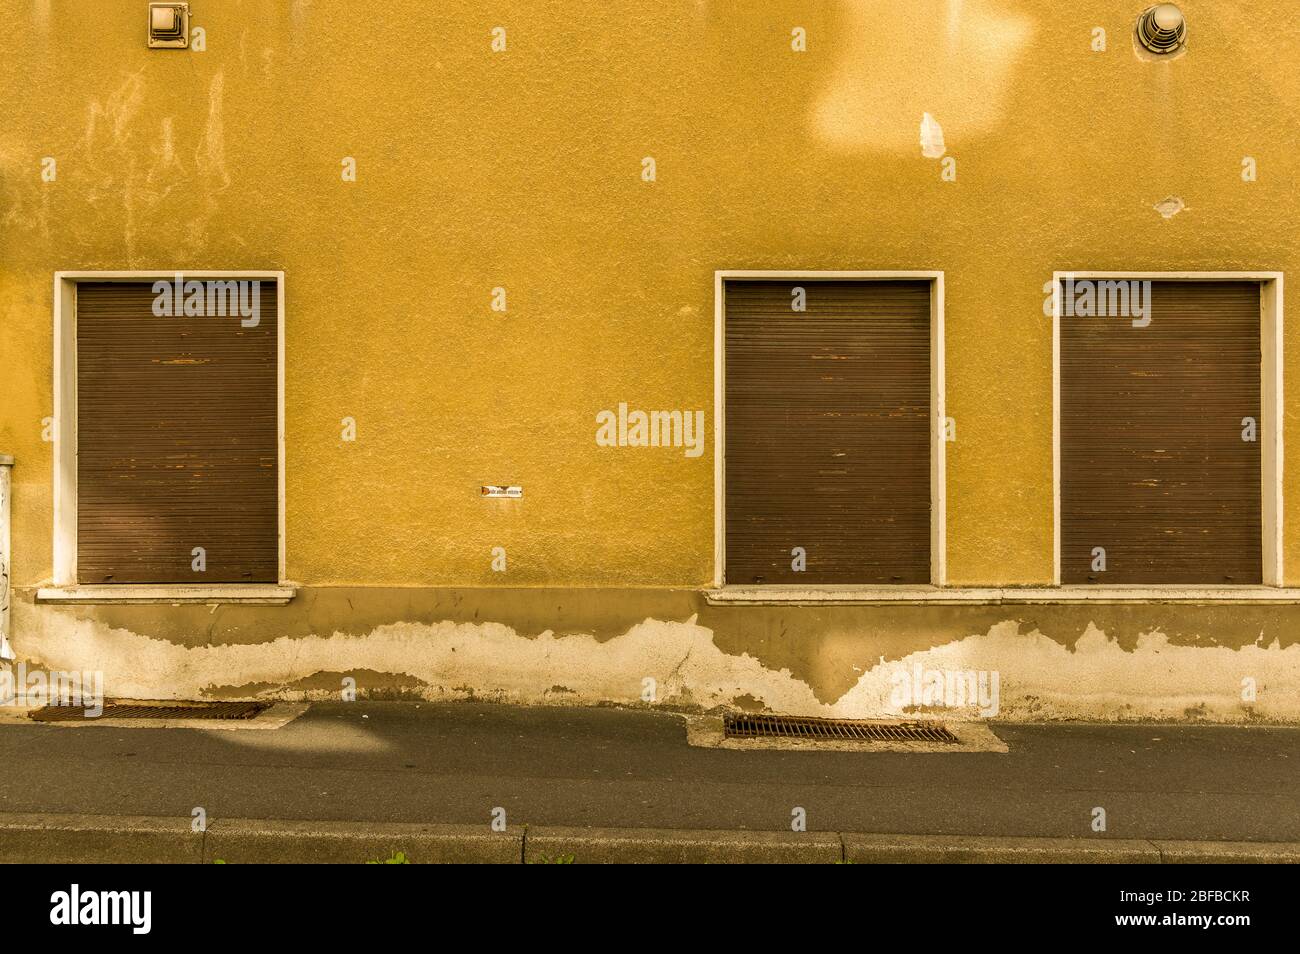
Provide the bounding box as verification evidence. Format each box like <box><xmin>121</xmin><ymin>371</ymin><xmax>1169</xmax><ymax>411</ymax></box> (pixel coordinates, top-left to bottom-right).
<box><xmin>0</xmin><ymin>702</ymin><xmax>1294</xmax><ymax>841</ymax></box>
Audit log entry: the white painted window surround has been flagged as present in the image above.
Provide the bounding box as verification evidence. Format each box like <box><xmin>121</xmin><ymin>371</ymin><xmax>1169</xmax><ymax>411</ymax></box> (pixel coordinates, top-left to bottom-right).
<box><xmin>709</xmin><ymin>270</ymin><xmax>1290</xmax><ymax>606</ymax></box>
<box><xmin>36</xmin><ymin>270</ymin><xmax>1284</xmax><ymax>607</ymax></box>
<box><xmin>713</xmin><ymin>270</ymin><xmax>946</xmax><ymax>594</ymax></box>
<box><xmin>36</xmin><ymin>585</ymin><xmax>295</xmax><ymax>605</ymax></box>
<box><xmin>704</xmin><ymin>585</ymin><xmax>1300</xmax><ymax>605</ymax></box>
<box><xmin>37</xmin><ymin>271</ymin><xmax>294</xmax><ymax>606</ymax></box>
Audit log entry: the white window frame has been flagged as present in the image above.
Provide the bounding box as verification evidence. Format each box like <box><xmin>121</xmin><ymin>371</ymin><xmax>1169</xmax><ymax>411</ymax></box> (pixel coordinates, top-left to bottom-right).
<box><xmin>711</xmin><ymin>270</ymin><xmax>947</xmax><ymax>592</ymax></box>
<box><xmin>39</xmin><ymin>271</ymin><xmax>294</xmax><ymax>605</ymax></box>
<box><xmin>1051</xmin><ymin>270</ymin><xmax>1285</xmax><ymax>589</ymax></box>
<box><xmin>709</xmin><ymin>268</ymin><xmax>1297</xmax><ymax>605</ymax></box>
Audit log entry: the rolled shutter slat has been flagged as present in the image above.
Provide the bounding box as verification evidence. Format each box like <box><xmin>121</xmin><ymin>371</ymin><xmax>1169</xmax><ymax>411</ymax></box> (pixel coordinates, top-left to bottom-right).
<box><xmin>724</xmin><ymin>280</ymin><xmax>931</xmax><ymax>585</ymax></box>
<box><xmin>76</xmin><ymin>281</ymin><xmax>279</xmax><ymax>584</ymax></box>
<box><xmin>1059</xmin><ymin>281</ymin><xmax>1261</xmax><ymax>584</ymax></box>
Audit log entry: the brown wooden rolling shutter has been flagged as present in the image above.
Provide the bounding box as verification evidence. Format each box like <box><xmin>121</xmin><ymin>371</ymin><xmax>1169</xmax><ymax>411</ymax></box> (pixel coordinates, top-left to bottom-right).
<box><xmin>724</xmin><ymin>280</ymin><xmax>931</xmax><ymax>585</ymax></box>
<box><xmin>1059</xmin><ymin>280</ymin><xmax>1261</xmax><ymax>584</ymax></box>
<box><xmin>76</xmin><ymin>280</ymin><xmax>279</xmax><ymax>583</ymax></box>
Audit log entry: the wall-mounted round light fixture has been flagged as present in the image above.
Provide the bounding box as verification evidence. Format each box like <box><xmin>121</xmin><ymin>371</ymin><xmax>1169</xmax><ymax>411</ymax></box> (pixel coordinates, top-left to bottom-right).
<box><xmin>1136</xmin><ymin>4</ymin><xmax>1186</xmax><ymax>54</ymax></box>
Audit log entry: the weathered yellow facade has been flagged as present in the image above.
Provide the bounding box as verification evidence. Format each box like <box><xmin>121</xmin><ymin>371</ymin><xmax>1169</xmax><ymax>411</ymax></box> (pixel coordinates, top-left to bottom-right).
<box><xmin>2</xmin><ymin>2</ymin><xmax>1299</xmax><ymax>721</ymax></box>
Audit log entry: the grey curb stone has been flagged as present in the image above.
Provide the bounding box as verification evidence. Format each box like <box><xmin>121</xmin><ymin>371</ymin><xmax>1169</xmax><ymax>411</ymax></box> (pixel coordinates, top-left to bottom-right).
<box><xmin>1</xmin><ymin>814</ymin><xmax>1298</xmax><ymax>864</ymax></box>
<box><xmin>0</xmin><ymin>812</ymin><xmax>201</xmax><ymax>864</ymax></box>
<box><xmin>203</xmin><ymin>818</ymin><xmax>524</xmax><ymax>864</ymax></box>
<box><xmin>524</xmin><ymin>826</ymin><xmax>843</xmax><ymax>864</ymax></box>
<box><xmin>1153</xmin><ymin>840</ymin><xmax>1300</xmax><ymax>864</ymax></box>
<box><xmin>843</xmin><ymin>833</ymin><xmax>1159</xmax><ymax>864</ymax></box>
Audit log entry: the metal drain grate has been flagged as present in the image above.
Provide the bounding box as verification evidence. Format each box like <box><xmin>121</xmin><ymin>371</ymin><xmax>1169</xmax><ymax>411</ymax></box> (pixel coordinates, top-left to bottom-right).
<box><xmin>30</xmin><ymin>701</ymin><xmax>269</xmax><ymax>723</ymax></box>
<box><xmin>724</xmin><ymin>713</ymin><xmax>959</xmax><ymax>744</ymax></box>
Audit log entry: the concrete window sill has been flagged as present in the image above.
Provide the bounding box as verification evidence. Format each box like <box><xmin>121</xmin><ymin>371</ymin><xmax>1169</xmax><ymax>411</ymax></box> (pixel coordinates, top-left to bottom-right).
<box><xmin>36</xmin><ymin>585</ymin><xmax>297</xmax><ymax>606</ymax></box>
<box><xmin>705</xmin><ymin>585</ymin><xmax>1300</xmax><ymax>606</ymax></box>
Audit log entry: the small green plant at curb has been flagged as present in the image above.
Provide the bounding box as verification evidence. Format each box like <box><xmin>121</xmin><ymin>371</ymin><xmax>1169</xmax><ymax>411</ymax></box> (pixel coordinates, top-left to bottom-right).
<box><xmin>530</xmin><ymin>853</ymin><xmax>575</xmax><ymax>864</ymax></box>
<box><xmin>367</xmin><ymin>850</ymin><xmax>410</xmax><ymax>864</ymax></box>
<box><xmin>213</xmin><ymin>859</ymin><xmax>227</xmax><ymax>864</ymax></box>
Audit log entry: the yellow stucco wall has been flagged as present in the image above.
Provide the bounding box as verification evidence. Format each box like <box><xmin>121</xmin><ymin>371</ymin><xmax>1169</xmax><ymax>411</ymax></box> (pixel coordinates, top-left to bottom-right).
<box><xmin>2</xmin><ymin>1</ymin><xmax>1297</xmax><ymax>588</ymax></box>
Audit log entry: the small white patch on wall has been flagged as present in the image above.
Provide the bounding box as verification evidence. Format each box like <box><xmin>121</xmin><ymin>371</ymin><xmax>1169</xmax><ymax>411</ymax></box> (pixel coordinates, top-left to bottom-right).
<box><xmin>1154</xmin><ymin>196</ymin><xmax>1186</xmax><ymax>219</ymax></box>
<box><xmin>920</xmin><ymin>113</ymin><xmax>946</xmax><ymax>158</ymax></box>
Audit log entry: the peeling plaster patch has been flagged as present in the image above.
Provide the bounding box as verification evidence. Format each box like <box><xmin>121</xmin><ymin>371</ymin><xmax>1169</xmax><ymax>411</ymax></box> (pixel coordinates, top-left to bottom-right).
<box><xmin>14</xmin><ymin>606</ymin><xmax>1300</xmax><ymax>724</ymax></box>
<box><xmin>206</xmin><ymin>680</ymin><xmax>280</xmax><ymax>698</ymax></box>
<box><xmin>1154</xmin><ymin>195</ymin><xmax>1186</xmax><ymax>218</ymax></box>
<box><xmin>17</xmin><ymin>611</ymin><xmax>825</xmax><ymax>715</ymax></box>
<box><xmin>280</xmin><ymin>669</ymin><xmax>427</xmax><ymax>697</ymax></box>
<box><xmin>834</xmin><ymin>621</ymin><xmax>1298</xmax><ymax>723</ymax></box>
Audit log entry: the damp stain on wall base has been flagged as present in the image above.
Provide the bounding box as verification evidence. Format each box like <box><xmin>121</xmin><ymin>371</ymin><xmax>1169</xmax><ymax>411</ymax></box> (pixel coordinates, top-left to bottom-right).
<box><xmin>11</xmin><ymin>588</ymin><xmax>1300</xmax><ymax>724</ymax></box>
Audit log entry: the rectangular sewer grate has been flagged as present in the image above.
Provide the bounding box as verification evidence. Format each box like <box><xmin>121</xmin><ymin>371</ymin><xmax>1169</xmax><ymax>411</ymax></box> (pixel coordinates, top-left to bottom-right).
<box><xmin>723</xmin><ymin>713</ymin><xmax>959</xmax><ymax>744</ymax></box>
<box><xmin>29</xmin><ymin>701</ymin><xmax>269</xmax><ymax>723</ymax></box>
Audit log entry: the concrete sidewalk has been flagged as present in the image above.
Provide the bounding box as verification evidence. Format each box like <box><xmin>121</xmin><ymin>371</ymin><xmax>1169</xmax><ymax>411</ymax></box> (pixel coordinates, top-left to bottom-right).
<box><xmin>0</xmin><ymin>701</ymin><xmax>1296</xmax><ymax>862</ymax></box>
